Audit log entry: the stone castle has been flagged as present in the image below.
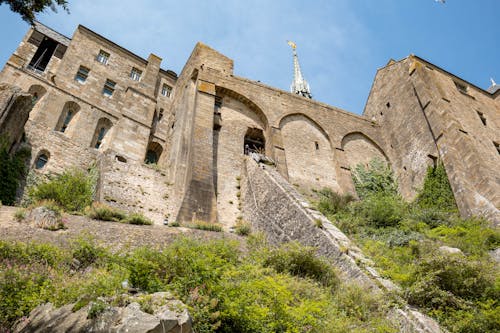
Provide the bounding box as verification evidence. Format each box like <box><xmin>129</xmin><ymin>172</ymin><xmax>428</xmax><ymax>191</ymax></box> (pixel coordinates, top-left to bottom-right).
<box><xmin>0</xmin><ymin>22</ymin><xmax>498</xmax><ymax>226</ymax></box>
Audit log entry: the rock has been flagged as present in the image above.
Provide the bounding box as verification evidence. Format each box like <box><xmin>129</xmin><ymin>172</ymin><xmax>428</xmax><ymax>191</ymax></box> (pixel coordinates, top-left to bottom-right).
<box><xmin>489</xmin><ymin>248</ymin><xmax>500</xmax><ymax>264</ymax></box>
<box><xmin>437</xmin><ymin>246</ymin><xmax>463</xmax><ymax>255</ymax></box>
<box><xmin>27</xmin><ymin>206</ymin><xmax>64</xmax><ymax>231</ymax></box>
<box><xmin>13</xmin><ymin>292</ymin><xmax>193</xmax><ymax>333</ymax></box>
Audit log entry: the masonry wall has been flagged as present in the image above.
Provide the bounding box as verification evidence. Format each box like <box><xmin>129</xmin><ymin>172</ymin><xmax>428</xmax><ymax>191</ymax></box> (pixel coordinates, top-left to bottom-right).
<box><xmin>365</xmin><ymin>57</ymin><xmax>500</xmax><ymax>224</ymax></box>
<box><xmin>98</xmin><ymin>152</ymin><xmax>174</xmax><ymax>224</ymax></box>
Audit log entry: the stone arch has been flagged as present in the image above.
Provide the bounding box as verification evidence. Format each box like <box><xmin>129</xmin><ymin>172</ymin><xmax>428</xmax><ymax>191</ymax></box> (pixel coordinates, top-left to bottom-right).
<box><xmin>34</xmin><ymin>149</ymin><xmax>50</xmax><ymax>170</ymax></box>
<box><xmin>28</xmin><ymin>84</ymin><xmax>46</xmax><ymax>105</ymax></box>
<box><xmin>212</xmin><ymin>86</ymin><xmax>270</xmax><ymax>224</ymax></box>
<box><xmin>55</xmin><ymin>101</ymin><xmax>80</xmax><ymax>133</ymax></box>
<box><xmin>91</xmin><ymin>117</ymin><xmax>113</xmax><ymax>149</ymax></box>
<box><xmin>144</xmin><ymin>141</ymin><xmax>163</xmax><ymax>164</ymax></box>
<box><xmin>341</xmin><ymin>132</ymin><xmax>388</xmax><ymax>169</ymax></box>
<box><xmin>279</xmin><ymin>113</ymin><xmax>340</xmax><ymax>192</ymax></box>
<box><xmin>0</xmin><ymin>94</ymin><xmax>33</xmax><ymax>150</ymax></box>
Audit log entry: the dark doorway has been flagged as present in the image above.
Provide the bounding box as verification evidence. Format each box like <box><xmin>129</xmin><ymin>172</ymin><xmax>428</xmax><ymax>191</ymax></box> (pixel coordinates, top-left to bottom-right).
<box><xmin>244</xmin><ymin>128</ymin><xmax>265</xmax><ymax>155</ymax></box>
<box><xmin>28</xmin><ymin>37</ymin><xmax>58</xmax><ymax>72</ymax></box>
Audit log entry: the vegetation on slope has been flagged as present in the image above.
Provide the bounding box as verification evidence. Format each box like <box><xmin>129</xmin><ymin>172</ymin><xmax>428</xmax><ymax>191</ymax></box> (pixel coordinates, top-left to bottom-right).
<box><xmin>316</xmin><ymin>159</ymin><xmax>500</xmax><ymax>333</ymax></box>
<box><xmin>0</xmin><ymin>236</ymin><xmax>397</xmax><ymax>332</ymax></box>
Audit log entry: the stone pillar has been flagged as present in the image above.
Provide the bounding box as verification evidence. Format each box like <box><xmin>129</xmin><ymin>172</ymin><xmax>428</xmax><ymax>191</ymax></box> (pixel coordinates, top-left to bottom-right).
<box><xmin>270</xmin><ymin>126</ymin><xmax>289</xmax><ymax>180</ymax></box>
<box><xmin>176</xmin><ymin>80</ymin><xmax>218</xmax><ymax>223</ymax></box>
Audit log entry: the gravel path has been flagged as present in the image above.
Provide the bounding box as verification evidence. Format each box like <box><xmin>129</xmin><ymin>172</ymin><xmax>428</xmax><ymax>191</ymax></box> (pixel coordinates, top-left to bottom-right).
<box><xmin>0</xmin><ymin>205</ymin><xmax>241</xmax><ymax>251</ymax></box>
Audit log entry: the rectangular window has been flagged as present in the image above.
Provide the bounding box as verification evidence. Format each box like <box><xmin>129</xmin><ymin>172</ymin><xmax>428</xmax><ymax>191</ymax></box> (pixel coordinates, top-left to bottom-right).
<box><xmin>214</xmin><ymin>96</ymin><xmax>222</xmax><ymax>112</ymax></box>
<box><xmin>494</xmin><ymin>142</ymin><xmax>500</xmax><ymax>155</ymax></box>
<box><xmin>477</xmin><ymin>111</ymin><xmax>487</xmax><ymax>126</ymax></box>
<box><xmin>161</xmin><ymin>84</ymin><xmax>172</xmax><ymax>98</ymax></box>
<box><xmin>75</xmin><ymin>65</ymin><xmax>90</xmax><ymax>83</ymax></box>
<box><xmin>130</xmin><ymin>67</ymin><xmax>142</xmax><ymax>81</ymax></box>
<box><xmin>454</xmin><ymin>81</ymin><xmax>468</xmax><ymax>94</ymax></box>
<box><xmin>96</xmin><ymin>50</ymin><xmax>110</xmax><ymax>65</ymax></box>
<box><xmin>103</xmin><ymin>79</ymin><xmax>116</xmax><ymax>97</ymax></box>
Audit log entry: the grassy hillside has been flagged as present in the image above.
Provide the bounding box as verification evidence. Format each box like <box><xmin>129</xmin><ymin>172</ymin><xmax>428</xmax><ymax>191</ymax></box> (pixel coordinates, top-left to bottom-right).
<box><xmin>315</xmin><ymin>160</ymin><xmax>500</xmax><ymax>333</ymax></box>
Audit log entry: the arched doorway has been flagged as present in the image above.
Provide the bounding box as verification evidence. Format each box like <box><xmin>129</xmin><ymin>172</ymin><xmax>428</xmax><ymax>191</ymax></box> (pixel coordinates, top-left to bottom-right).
<box><xmin>244</xmin><ymin>127</ymin><xmax>265</xmax><ymax>155</ymax></box>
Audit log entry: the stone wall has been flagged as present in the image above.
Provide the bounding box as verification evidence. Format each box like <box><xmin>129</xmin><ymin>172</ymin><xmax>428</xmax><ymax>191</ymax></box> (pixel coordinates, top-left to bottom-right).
<box><xmin>364</xmin><ymin>56</ymin><xmax>500</xmax><ymax>225</ymax></box>
<box><xmin>98</xmin><ymin>151</ymin><xmax>175</xmax><ymax>224</ymax></box>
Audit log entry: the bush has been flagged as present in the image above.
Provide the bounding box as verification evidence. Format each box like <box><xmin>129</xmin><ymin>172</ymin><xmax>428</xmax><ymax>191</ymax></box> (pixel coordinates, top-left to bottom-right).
<box><xmin>352</xmin><ymin>158</ymin><xmax>397</xmax><ymax>199</ymax></box>
<box><xmin>406</xmin><ymin>253</ymin><xmax>498</xmax><ymax>310</ymax></box>
<box><xmin>262</xmin><ymin>242</ymin><xmax>338</xmax><ymax>288</ymax></box>
<box><xmin>188</xmin><ymin>221</ymin><xmax>223</xmax><ymax>232</ymax></box>
<box><xmin>315</xmin><ymin>188</ymin><xmax>354</xmax><ymax>216</ymax></box>
<box><xmin>28</xmin><ymin>168</ymin><xmax>95</xmax><ymax>212</ymax></box>
<box><xmin>71</xmin><ymin>238</ymin><xmax>107</xmax><ymax>269</ymax></box>
<box><xmin>234</xmin><ymin>221</ymin><xmax>251</xmax><ymax>236</ymax></box>
<box><xmin>124</xmin><ymin>213</ymin><xmax>153</xmax><ymax>225</ymax></box>
<box><xmin>0</xmin><ymin>138</ymin><xmax>30</xmax><ymax>205</ymax></box>
<box><xmin>86</xmin><ymin>202</ymin><xmax>126</xmax><ymax>222</ymax></box>
<box><xmin>356</xmin><ymin>194</ymin><xmax>406</xmax><ymax>228</ymax></box>
<box><xmin>14</xmin><ymin>208</ymin><xmax>26</xmax><ymax>221</ymax></box>
<box><xmin>426</xmin><ymin>217</ymin><xmax>500</xmax><ymax>256</ymax></box>
<box><xmin>415</xmin><ymin>163</ymin><xmax>457</xmax><ymax>212</ymax></box>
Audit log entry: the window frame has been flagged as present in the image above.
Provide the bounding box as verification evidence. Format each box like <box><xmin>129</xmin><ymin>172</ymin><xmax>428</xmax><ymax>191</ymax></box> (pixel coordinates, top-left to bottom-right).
<box><xmin>96</xmin><ymin>50</ymin><xmax>110</xmax><ymax>65</ymax></box>
<box><xmin>130</xmin><ymin>67</ymin><xmax>142</xmax><ymax>81</ymax></box>
<box><xmin>75</xmin><ymin>65</ymin><xmax>90</xmax><ymax>84</ymax></box>
<box><xmin>102</xmin><ymin>79</ymin><xmax>116</xmax><ymax>97</ymax></box>
<box><xmin>161</xmin><ymin>83</ymin><xmax>172</xmax><ymax>98</ymax></box>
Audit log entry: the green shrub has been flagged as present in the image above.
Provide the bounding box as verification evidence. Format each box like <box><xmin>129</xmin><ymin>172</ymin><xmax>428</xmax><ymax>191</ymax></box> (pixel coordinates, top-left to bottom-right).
<box><xmin>315</xmin><ymin>188</ymin><xmax>354</xmax><ymax>215</ymax></box>
<box><xmin>28</xmin><ymin>168</ymin><xmax>95</xmax><ymax>212</ymax></box>
<box><xmin>124</xmin><ymin>213</ymin><xmax>153</xmax><ymax>225</ymax></box>
<box><xmin>415</xmin><ymin>163</ymin><xmax>457</xmax><ymax>212</ymax></box>
<box><xmin>262</xmin><ymin>242</ymin><xmax>338</xmax><ymax>288</ymax></box>
<box><xmin>234</xmin><ymin>221</ymin><xmax>251</xmax><ymax>236</ymax></box>
<box><xmin>356</xmin><ymin>194</ymin><xmax>406</xmax><ymax>228</ymax></box>
<box><xmin>86</xmin><ymin>202</ymin><xmax>126</xmax><ymax>222</ymax></box>
<box><xmin>0</xmin><ymin>266</ymin><xmax>54</xmax><ymax>328</ymax></box>
<box><xmin>0</xmin><ymin>139</ymin><xmax>30</xmax><ymax>205</ymax></box>
<box><xmin>188</xmin><ymin>221</ymin><xmax>223</xmax><ymax>232</ymax></box>
<box><xmin>406</xmin><ymin>253</ymin><xmax>498</xmax><ymax>310</ymax></box>
<box><xmin>14</xmin><ymin>208</ymin><xmax>26</xmax><ymax>221</ymax></box>
<box><xmin>71</xmin><ymin>238</ymin><xmax>107</xmax><ymax>269</ymax></box>
<box><xmin>426</xmin><ymin>217</ymin><xmax>500</xmax><ymax>256</ymax></box>
<box><xmin>410</xmin><ymin>207</ymin><xmax>453</xmax><ymax>228</ymax></box>
<box><xmin>352</xmin><ymin>158</ymin><xmax>397</xmax><ymax>199</ymax></box>
<box><xmin>87</xmin><ymin>299</ymin><xmax>107</xmax><ymax>319</ymax></box>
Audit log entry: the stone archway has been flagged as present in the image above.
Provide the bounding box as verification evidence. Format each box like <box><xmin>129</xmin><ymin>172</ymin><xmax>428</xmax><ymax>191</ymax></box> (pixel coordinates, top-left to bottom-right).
<box><xmin>341</xmin><ymin>132</ymin><xmax>388</xmax><ymax>169</ymax></box>
<box><xmin>279</xmin><ymin>113</ymin><xmax>340</xmax><ymax>192</ymax></box>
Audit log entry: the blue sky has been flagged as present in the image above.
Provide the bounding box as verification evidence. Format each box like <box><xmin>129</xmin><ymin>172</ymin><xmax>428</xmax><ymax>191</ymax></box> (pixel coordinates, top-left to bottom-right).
<box><xmin>0</xmin><ymin>0</ymin><xmax>499</xmax><ymax>114</ymax></box>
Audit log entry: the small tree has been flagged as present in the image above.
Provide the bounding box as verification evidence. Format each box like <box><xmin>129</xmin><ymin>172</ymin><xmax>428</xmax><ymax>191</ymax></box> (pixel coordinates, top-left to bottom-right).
<box><xmin>415</xmin><ymin>163</ymin><xmax>457</xmax><ymax>212</ymax></box>
<box><xmin>0</xmin><ymin>0</ymin><xmax>69</xmax><ymax>24</ymax></box>
<box><xmin>352</xmin><ymin>158</ymin><xmax>398</xmax><ymax>200</ymax></box>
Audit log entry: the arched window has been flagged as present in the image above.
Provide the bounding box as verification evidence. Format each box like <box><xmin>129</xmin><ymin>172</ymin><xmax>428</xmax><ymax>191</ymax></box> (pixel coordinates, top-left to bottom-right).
<box><xmin>34</xmin><ymin>150</ymin><xmax>50</xmax><ymax>169</ymax></box>
<box><xmin>28</xmin><ymin>85</ymin><xmax>46</xmax><ymax>105</ymax></box>
<box><xmin>55</xmin><ymin>101</ymin><xmax>80</xmax><ymax>132</ymax></box>
<box><xmin>91</xmin><ymin>118</ymin><xmax>113</xmax><ymax>149</ymax></box>
<box><xmin>144</xmin><ymin>142</ymin><xmax>163</xmax><ymax>164</ymax></box>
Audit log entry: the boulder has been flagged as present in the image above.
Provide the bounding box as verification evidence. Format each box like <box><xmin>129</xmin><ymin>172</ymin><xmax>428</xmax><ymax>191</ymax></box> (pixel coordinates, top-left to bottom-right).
<box><xmin>26</xmin><ymin>206</ymin><xmax>64</xmax><ymax>231</ymax></box>
<box><xmin>13</xmin><ymin>292</ymin><xmax>193</xmax><ymax>333</ymax></box>
<box><xmin>437</xmin><ymin>246</ymin><xmax>463</xmax><ymax>255</ymax></box>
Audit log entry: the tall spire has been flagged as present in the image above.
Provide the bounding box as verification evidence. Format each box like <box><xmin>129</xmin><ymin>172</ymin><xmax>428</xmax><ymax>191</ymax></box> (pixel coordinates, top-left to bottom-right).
<box><xmin>287</xmin><ymin>41</ymin><xmax>312</xmax><ymax>99</ymax></box>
